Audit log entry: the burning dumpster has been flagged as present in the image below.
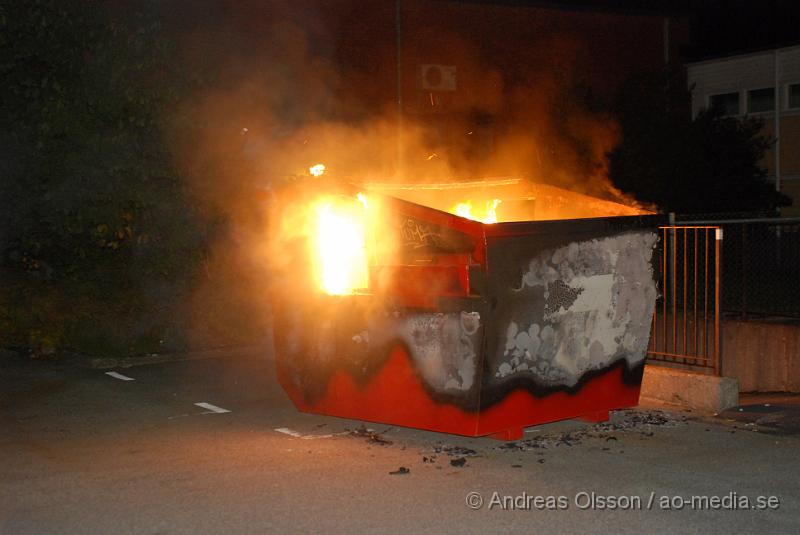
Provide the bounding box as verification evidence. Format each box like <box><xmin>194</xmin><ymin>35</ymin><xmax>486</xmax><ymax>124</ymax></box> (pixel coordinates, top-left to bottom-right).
<box><xmin>272</xmin><ymin>178</ymin><xmax>662</xmax><ymax>439</ymax></box>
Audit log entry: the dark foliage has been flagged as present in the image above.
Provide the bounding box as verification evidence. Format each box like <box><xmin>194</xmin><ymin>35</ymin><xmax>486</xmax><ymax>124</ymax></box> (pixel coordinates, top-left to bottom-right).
<box><xmin>608</xmin><ymin>70</ymin><xmax>790</xmax><ymax>214</ymax></box>
<box><xmin>0</xmin><ymin>0</ymin><xmax>205</xmax><ymax>355</ymax></box>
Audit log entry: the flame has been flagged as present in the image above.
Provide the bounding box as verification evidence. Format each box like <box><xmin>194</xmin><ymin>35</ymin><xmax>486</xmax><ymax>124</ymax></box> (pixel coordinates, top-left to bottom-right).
<box><xmin>309</xmin><ymin>163</ymin><xmax>326</xmax><ymax>177</ymax></box>
<box><xmin>311</xmin><ymin>194</ymin><xmax>369</xmax><ymax>295</ymax></box>
<box><xmin>451</xmin><ymin>199</ymin><xmax>501</xmax><ymax>224</ymax></box>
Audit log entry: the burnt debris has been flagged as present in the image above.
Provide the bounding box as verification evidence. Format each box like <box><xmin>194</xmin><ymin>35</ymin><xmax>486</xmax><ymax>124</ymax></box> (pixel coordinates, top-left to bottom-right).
<box><xmin>348</xmin><ymin>425</ymin><xmax>394</xmax><ymax>446</ymax></box>
<box><xmin>433</xmin><ymin>444</ymin><xmax>478</xmax><ymax>457</ymax></box>
<box><xmin>496</xmin><ymin>410</ymin><xmax>687</xmax><ymax>453</ymax></box>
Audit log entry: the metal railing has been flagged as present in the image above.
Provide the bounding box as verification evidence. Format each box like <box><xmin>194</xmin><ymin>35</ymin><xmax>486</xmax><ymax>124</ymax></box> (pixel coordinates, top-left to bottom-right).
<box><xmin>647</xmin><ymin>226</ymin><xmax>721</xmax><ymax>375</ymax></box>
<box><xmin>677</xmin><ymin>216</ymin><xmax>800</xmax><ymax>319</ymax></box>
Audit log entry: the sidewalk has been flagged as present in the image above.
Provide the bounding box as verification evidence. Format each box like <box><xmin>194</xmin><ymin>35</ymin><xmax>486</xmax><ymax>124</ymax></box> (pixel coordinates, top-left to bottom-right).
<box><xmin>718</xmin><ymin>393</ymin><xmax>800</xmax><ymax>434</ymax></box>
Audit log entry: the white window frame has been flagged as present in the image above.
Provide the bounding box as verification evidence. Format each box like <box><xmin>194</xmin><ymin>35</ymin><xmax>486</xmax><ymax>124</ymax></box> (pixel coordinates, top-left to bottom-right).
<box><xmin>786</xmin><ymin>82</ymin><xmax>800</xmax><ymax>111</ymax></box>
<box><xmin>745</xmin><ymin>87</ymin><xmax>776</xmax><ymax>115</ymax></box>
<box><xmin>707</xmin><ymin>91</ymin><xmax>742</xmax><ymax>117</ymax></box>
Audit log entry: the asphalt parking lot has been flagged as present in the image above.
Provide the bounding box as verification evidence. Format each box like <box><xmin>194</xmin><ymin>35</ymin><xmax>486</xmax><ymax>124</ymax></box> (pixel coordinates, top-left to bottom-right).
<box><xmin>1</xmin><ymin>351</ymin><xmax>799</xmax><ymax>534</ymax></box>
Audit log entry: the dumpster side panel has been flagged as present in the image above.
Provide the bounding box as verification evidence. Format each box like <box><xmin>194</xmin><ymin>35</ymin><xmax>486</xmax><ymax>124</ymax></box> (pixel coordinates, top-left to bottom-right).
<box><xmin>273</xmin><ymin>205</ymin><xmax>491</xmax><ymax>435</ymax></box>
<box><xmin>275</xmin><ymin>302</ymin><xmax>488</xmax><ymax>435</ymax></box>
<box><xmin>475</xmin><ymin>218</ymin><xmax>660</xmax><ymax>432</ymax></box>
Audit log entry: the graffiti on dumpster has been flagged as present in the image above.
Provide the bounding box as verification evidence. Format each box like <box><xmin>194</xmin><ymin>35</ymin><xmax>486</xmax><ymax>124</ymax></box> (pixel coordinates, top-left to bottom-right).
<box><xmin>399</xmin><ymin>217</ymin><xmax>474</xmax><ymax>255</ymax></box>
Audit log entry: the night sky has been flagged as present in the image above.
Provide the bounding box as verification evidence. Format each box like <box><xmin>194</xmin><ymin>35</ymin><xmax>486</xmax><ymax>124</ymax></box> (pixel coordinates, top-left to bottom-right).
<box><xmin>487</xmin><ymin>0</ymin><xmax>800</xmax><ymax>59</ymax></box>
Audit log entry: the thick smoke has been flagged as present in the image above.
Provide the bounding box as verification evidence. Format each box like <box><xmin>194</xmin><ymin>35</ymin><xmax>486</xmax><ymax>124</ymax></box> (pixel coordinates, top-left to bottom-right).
<box><xmin>164</xmin><ymin>0</ymin><xmax>646</xmax><ymax>348</ymax></box>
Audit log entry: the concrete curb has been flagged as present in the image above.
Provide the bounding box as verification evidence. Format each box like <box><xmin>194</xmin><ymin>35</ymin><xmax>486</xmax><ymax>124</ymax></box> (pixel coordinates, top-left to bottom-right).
<box><xmin>79</xmin><ymin>345</ymin><xmax>271</xmax><ymax>370</ymax></box>
<box><xmin>641</xmin><ymin>365</ymin><xmax>739</xmax><ymax>413</ymax></box>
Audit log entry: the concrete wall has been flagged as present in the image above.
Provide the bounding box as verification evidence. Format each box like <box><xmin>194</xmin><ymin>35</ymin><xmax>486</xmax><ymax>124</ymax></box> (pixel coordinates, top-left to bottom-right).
<box><xmin>722</xmin><ymin>319</ymin><xmax>800</xmax><ymax>392</ymax></box>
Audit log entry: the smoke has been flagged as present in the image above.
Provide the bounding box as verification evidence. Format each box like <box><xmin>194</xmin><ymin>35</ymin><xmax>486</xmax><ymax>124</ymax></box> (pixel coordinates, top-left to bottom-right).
<box><xmin>162</xmin><ymin>0</ymin><xmax>648</xmax><ymax>348</ymax></box>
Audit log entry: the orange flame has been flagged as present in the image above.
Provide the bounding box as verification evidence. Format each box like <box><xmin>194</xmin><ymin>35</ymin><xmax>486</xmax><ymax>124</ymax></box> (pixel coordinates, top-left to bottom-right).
<box><xmin>451</xmin><ymin>199</ymin><xmax>501</xmax><ymax>224</ymax></box>
<box><xmin>311</xmin><ymin>194</ymin><xmax>369</xmax><ymax>295</ymax></box>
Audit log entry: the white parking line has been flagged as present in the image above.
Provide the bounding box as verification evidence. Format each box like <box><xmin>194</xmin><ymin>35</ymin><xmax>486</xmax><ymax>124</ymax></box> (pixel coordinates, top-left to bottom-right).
<box><xmin>194</xmin><ymin>402</ymin><xmax>231</xmax><ymax>414</ymax></box>
<box><xmin>274</xmin><ymin>427</ymin><xmax>335</xmax><ymax>440</ymax></box>
<box><xmin>105</xmin><ymin>371</ymin><xmax>135</xmax><ymax>381</ymax></box>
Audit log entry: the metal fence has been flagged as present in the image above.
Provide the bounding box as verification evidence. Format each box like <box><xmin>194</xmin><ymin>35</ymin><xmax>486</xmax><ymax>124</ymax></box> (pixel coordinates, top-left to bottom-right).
<box><xmin>677</xmin><ymin>216</ymin><xmax>800</xmax><ymax>318</ymax></box>
<box><xmin>647</xmin><ymin>226</ymin><xmax>721</xmax><ymax>374</ymax></box>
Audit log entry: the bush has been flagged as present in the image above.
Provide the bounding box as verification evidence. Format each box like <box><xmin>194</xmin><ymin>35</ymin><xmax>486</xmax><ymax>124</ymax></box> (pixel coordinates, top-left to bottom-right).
<box><xmin>608</xmin><ymin>70</ymin><xmax>790</xmax><ymax>214</ymax></box>
<box><xmin>0</xmin><ymin>0</ymin><xmax>206</xmax><ymax>356</ymax></box>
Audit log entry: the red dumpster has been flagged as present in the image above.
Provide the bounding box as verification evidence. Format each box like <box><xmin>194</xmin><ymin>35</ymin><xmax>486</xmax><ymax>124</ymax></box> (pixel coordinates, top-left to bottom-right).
<box><xmin>272</xmin><ymin>179</ymin><xmax>662</xmax><ymax>439</ymax></box>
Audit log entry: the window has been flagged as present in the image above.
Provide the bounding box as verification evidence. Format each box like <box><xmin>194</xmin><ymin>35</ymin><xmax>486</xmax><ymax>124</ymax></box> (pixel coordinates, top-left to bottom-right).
<box><xmin>789</xmin><ymin>83</ymin><xmax>800</xmax><ymax>110</ymax></box>
<box><xmin>747</xmin><ymin>87</ymin><xmax>775</xmax><ymax>113</ymax></box>
<box><xmin>709</xmin><ymin>92</ymin><xmax>740</xmax><ymax>116</ymax></box>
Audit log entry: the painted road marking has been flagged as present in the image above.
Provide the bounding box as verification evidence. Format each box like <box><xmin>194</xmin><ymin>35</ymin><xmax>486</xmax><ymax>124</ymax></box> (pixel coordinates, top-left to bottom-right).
<box><xmin>274</xmin><ymin>427</ymin><xmax>335</xmax><ymax>440</ymax></box>
<box><xmin>194</xmin><ymin>402</ymin><xmax>231</xmax><ymax>414</ymax></box>
<box><xmin>105</xmin><ymin>371</ymin><xmax>135</xmax><ymax>381</ymax></box>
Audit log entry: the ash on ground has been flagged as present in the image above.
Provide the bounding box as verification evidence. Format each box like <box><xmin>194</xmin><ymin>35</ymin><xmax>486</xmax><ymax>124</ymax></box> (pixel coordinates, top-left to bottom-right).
<box><xmin>346</xmin><ymin>425</ymin><xmax>394</xmax><ymax>446</ymax></box>
<box><xmin>433</xmin><ymin>444</ymin><xmax>479</xmax><ymax>457</ymax></box>
<box><xmin>418</xmin><ymin>443</ymin><xmax>480</xmax><ymax>466</ymax></box>
<box><xmin>496</xmin><ymin>410</ymin><xmax>688</xmax><ymax>452</ymax></box>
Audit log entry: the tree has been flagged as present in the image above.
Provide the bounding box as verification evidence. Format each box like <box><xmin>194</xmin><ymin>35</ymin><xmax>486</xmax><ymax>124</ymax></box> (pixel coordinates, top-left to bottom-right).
<box><xmin>0</xmin><ymin>0</ymin><xmax>205</xmax><ymax>355</ymax></box>
<box><xmin>608</xmin><ymin>70</ymin><xmax>790</xmax><ymax>214</ymax></box>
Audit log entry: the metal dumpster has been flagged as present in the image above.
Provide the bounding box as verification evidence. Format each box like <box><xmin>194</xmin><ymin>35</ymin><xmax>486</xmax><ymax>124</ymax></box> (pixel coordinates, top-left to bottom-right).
<box><xmin>272</xmin><ymin>180</ymin><xmax>663</xmax><ymax>439</ymax></box>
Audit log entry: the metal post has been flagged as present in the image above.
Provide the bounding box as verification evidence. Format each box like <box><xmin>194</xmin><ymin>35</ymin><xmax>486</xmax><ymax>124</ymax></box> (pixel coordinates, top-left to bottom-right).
<box><xmin>715</xmin><ymin>227</ymin><xmax>723</xmax><ymax>376</ymax></box>
<box><xmin>396</xmin><ymin>0</ymin><xmax>404</xmax><ymax>178</ymax></box>
<box><xmin>741</xmin><ymin>225</ymin><xmax>747</xmax><ymax>319</ymax></box>
<box><xmin>672</xmin><ymin>225</ymin><xmax>677</xmax><ymax>355</ymax></box>
<box><xmin>683</xmin><ymin>227</ymin><xmax>688</xmax><ymax>360</ymax></box>
<box><xmin>774</xmin><ymin>49</ymin><xmax>781</xmax><ymax>193</ymax></box>
<box><xmin>704</xmin><ymin>228</ymin><xmax>709</xmax><ymax>359</ymax></box>
<box><xmin>693</xmin><ymin>229</ymin><xmax>698</xmax><ymax>357</ymax></box>
<box><xmin>662</xmin><ymin>228</ymin><xmax>667</xmax><ymax>356</ymax></box>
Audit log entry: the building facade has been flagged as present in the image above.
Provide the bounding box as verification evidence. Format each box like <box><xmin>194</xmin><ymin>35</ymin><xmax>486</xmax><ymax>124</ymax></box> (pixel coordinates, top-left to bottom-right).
<box><xmin>687</xmin><ymin>44</ymin><xmax>800</xmax><ymax>215</ymax></box>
